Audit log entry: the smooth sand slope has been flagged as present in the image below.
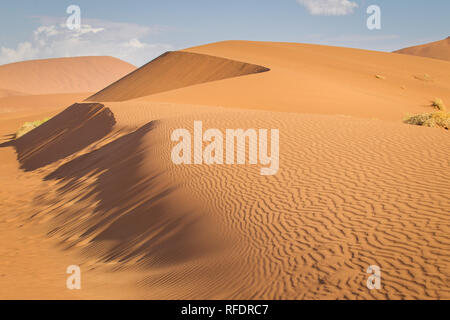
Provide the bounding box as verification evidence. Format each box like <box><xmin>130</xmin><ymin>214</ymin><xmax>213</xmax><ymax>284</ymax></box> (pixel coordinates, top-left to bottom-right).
<box><xmin>1</xmin><ymin>101</ymin><xmax>448</xmax><ymax>299</ymax></box>
<box><xmin>0</xmin><ymin>88</ymin><xmax>27</xmax><ymax>98</ymax></box>
<box><xmin>89</xmin><ymin>41</ymin><xmax>450</xmax><ymax>121</ymax></box>
<box><xmin>0</xmin><ymin>56</ymin><xmax>135</xmax><ymax>95</ymax></box>
<box><xmin>0</xmin><ymin>41</ymin><xmax>449</xmax><ymax>299</ymax></box>
<box><xmin>0</xmin><ymin>93</ymin><xmax>91</xmax><ymax>114</ymax></box>
<box><xmin>87</xmin><ymin>51</ymin><xmax>269</xmax><ymax>102</ymax></box>
<box><xmin>394</xmin><ymin>37</ymin><xmax>450</xmax><ymax>62</ymax></box>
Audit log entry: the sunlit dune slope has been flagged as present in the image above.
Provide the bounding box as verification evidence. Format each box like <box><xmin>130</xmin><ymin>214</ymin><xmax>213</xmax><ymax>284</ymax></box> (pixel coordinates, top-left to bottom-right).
<box><xmin>0</xmin><ymin>56</ymin><xmax>136</xmax><ymax>94</ymax></box>
<box><xmin>120</xmin><ymin>40</ymin><xmax>450</xmax><ymax>121</ymax></box>
<box><xmin>1</xmin><ymin>40</ymin><xmax>449</xmax><ymax>300</ymax></box>
<box><xmin>0</xmin><ymin>88</ymin><xmax>27</xmax><ymax>98</ymax></box>
<box><xmin>394</xmin><ymin>37</ymin><xmax>450</xmax><ymax>62</ymax></box>
<box><xmin>2</xmin><ymin>98</ymin><xmax>448</xmax><ymax>299</ymax></box>
<box><xmin>87</xmin><ymin>51</ymin><xmax>270</xmax><ymax>102</ymax></box>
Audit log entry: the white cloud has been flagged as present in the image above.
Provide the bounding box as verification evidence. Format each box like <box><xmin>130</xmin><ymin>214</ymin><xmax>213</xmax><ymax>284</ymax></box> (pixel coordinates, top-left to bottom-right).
<box><xmin>0</xmin><ymin>42</ymin><xmax>39</xmax><ymax>64</ymax></box>
<box><xmin>297</xmin><ymin>0</ymin><xmax>358</xmax><ymax>16</ymax></box>
<box><xmin>0</xmin><ymin>18</ymin><xmax>173</xmax><ymax>66</ymax></box>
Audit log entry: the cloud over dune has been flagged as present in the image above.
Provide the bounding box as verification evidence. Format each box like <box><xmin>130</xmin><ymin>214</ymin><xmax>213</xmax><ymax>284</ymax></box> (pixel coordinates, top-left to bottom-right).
<box><xmin>297</xmin><ymin>0</ymin><xmax>358</xmax><ymax>16</ymax></box>
<box><xmin>0</xmin><ymin>18</ymin><xmax>172</xmax><ymax>66</ymax></box>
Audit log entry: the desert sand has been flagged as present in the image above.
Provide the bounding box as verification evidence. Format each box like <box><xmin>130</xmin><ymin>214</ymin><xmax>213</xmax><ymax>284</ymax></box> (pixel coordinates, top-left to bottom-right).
<box><xmin>394</xmin><ymin>37</ymin><xmax>450</xmax><ymax>62</ymax></box>
<box><xmin>0</xmin><ymin>56</ymin><xmax>135</xmax><ymax>95</ymax></box>
<box><xmin>90</xmin><ymin>41</ymin><xmax>450</xmax><ymax>121</ymax></box>
<box><xmin>0</xmin><ymin>41</ymin><xmax>449</xmax><ymax>300</ymax></box>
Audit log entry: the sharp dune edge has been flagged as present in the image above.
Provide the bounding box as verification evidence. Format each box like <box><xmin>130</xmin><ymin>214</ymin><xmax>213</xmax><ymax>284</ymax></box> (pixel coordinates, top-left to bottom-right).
<box><xmin>87</xmin><ymin>51</ymin><xmax>270</xmax><ymax>102</ymax></box>
<box><xmin>394</xmin><ymin>37</ymin><xmax>450</xmax><ymax>62</ymax></box>
<box><xmin>0</xmin><ymin>41</ymin><xmax>449</xmax><ymax>299</ymax></box>
<box><xmin>92</xmin><ymin>41</ymin><xmax>449</xmax><ymax>121</ymax></box>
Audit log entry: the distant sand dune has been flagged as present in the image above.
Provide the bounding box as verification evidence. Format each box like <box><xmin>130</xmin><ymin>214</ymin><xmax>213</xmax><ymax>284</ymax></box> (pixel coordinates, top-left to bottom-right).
<box><xmin>394</xmin><ymin>37</ymin><xmax>450</xmax><ymax>62</ymax></box>
<box><xmin>0</xmin><ymin>56</ymin><xmax>136</xmax><ymax>95</ymax></box>
<box><xmin>87</xmin><ymin>51</ymin><xmax>270</xmax><ymax>102</ymax></box>
<box><xmin>128</xmin><ymin>41</ymin><xmax>449</xmax><ymax>121</ymax></box>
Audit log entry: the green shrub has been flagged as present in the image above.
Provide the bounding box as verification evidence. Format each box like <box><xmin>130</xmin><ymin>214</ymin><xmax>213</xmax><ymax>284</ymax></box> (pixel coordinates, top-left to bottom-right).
<box><xmin>15</xmin><ymin>117</ymin><xmax>50</xmax><ymax>138</ymax></box>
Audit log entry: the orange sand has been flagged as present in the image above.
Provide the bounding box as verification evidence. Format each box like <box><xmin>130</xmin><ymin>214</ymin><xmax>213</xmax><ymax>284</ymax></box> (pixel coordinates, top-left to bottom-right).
<box><xmin>0</xmin><ymin>41</ymin><xmax>449</xmax><ymax>300</ymax></box>
<box><xmin>0</xmin><ymin>56</ymin><xmax>135</xmax><ymax>95</ymax></box>
<box><xmin>394</xmin><ymin>37</ymin><xmax>450</xmax><ymax>62</ymax></box>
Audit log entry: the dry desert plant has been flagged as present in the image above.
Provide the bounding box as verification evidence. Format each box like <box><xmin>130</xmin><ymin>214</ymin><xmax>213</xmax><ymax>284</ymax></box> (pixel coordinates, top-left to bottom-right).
<box><xmin>431</xmin><ymin>98</ymin><xmax>446</xmax><ymax>111</ymax></box>
<box><xmin>403</xmin><ymin>111</ymin><xmax>449</xmax><ymax>130</ymax></box>
<box><xmin>15</xmin><ymin>117</ymin><xmax>50</xmax><ymax>139</ymax></box>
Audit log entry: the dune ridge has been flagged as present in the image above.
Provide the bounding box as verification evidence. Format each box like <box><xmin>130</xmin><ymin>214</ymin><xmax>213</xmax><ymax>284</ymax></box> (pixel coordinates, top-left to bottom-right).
<box><xmin>394</xmin><ymin>37</ymin><xmax>450</xmax><ymax>61</ymax></box>
<box><xmin>0</xmin><ymin>56</ymin><xmax>136</xmax><ymax>95</ymax></box>
<box><xmin>126</xmin><ymin>41</ymin><xmax>450</xmax><ymax>121</ymax></box>
<box><xmin>87</xmin><ymin>51</ymin><xmax>270</xmax><ymax>102</ymax></box>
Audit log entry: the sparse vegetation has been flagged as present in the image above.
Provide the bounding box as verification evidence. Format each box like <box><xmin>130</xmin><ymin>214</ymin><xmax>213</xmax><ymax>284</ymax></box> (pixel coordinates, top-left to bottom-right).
<box><xmin>403</xmin><ymin>111</ymin><xmax>450</xmax><ymax>130</ymax></box>
<box><xmin>15</xmin><ymin>117</ymin><xmax>50</xmax><ymax>139</ymax></box>
<box><xmin>431</xmin><ymin>98</ymin><xmax>446</xmax><ymax>111</ymax></box>
<box><xmin>414</xmin><ymin>73</ymin><xmax>432</xmax><ymax>82</ymax></box>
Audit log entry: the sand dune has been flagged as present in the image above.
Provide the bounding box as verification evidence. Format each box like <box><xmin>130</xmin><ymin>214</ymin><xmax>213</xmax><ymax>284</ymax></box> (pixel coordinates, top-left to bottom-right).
<box><xmin>89</xmin><ymin>41</ymin><xmax>450</xmax><ymax>121</ymax></box>
<box><xmin>394</xmin><ymin>37</ymin><xmax>450</xmax><ymax>62</ymax></box>
<box><xmin>87</xmin><ymin>51</ymin><xmax>269</xmax><ymax>102</ymax></box>
<box><xmin>0</xmin><ymin>56</ymin><xmax>135</xmax><ymax>95</ymax></box>
<box><xmin>0</xmin><ymin>41</ymin><xmax>449</xmax><ymax>300</ymax></box>
<box><xmin>0</xmin><ymin>88</ymin><xmax>27</xmax><ymax>98</ymax></box>
<box><xmin>1</xmin><ymin>99</ymin><xmax>449</xmax><ymax>299</ymax></box>
<box><xmin>0</xmin><ymin>93</ymin><xmax>91</xmax><ymax>114</ymax></box>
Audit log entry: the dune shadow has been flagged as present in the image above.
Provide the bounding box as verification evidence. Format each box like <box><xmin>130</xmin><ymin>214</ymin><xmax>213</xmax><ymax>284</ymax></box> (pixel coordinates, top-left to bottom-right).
<box><xmin>42</xmin><ymin>121</ymin><xmax>220</xmax><ymax>268</ymax></box>
<box><xmin>8</xmin><ymin>103</ymin><xmax>116</xmax><ymax>171</ymax></box>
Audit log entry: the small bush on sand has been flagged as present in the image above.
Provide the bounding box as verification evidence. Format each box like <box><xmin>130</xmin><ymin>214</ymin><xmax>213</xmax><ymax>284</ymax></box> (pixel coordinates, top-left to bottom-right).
<box><xmin>15</xmin><ymin>117</ymin><xmax>50</xmax><ymax>139</ymax></box>
<box><xmin>403</xmin><ymin>111</ymin><xmax>450</xmax><ymax>130</ymax></box>
<box><xmin>431</xmin><ymin>98</ymin><xmax>446</xmax><ymax>111</ymax></box>
<box><xmin>414</xmin><ymin>73</ymin><xmax>432</xmax><ymax>82</ymax></box>
<box><xmin>375</xmin><ymin>74</ymin><xmax>386</xmax><ymax>80</ymax></box>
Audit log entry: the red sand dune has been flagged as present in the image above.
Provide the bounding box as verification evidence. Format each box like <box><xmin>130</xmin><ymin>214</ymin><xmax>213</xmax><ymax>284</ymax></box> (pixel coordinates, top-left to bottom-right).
<box><xmin>0</xmin><ymin>41</ymin><xmax>449</xmax><ymax>299</ymax></box>
<box><xmin>87</xmin><ymin>51</ymin><xmax>269</xmax><ymax>102</ymax></box>
<box><xmin>89</xmin><ymin>41</ymin><xmax>450</xmax><ymax>121</ymax></box>
<box><xmin>394</xmin><ymin>37</ymin><xmax>450</xmax><ymax>62</ymax></box>
<box><xmin>0</xmin><ymin>56</ymin><xmax>136</xmax><ymax>95</ymax></box>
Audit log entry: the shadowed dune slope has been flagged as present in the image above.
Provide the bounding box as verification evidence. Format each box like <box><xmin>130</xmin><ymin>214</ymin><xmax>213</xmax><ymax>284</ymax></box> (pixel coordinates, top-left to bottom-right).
<box><xmin>9</xmin><ymin>103</ymin><xmax>116</xmax><ymax>171</ymax></box>
<box><xmin>0</xmin><ymin>56</ymin><xmax>136</xmax><ymax>94</ymax></box>
<box><xmin>127</xmin><ymin>40</ymin><xmax>450</xmax><ymax>121</ymax></box>
<box><xmin>2</xmin><ymin>99</ymin><xmax>448</xmax><ymax>299</ymax></box>
<box><xmin>87</xmin><ymin>51</ymin><xmax>270</xmax><ymax>102</ymax></box>
<box><xmin>394</xmin><ymin>37</ymin><xmax>450</xmax><ymax>61</ymax></box>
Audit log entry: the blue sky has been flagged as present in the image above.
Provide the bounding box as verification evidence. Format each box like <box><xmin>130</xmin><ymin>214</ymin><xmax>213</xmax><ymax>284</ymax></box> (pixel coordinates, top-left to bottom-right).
<box><xmin>0</xmin><ymin>0</ymin><xmax>448</xmax><ymax>66</ymax></box>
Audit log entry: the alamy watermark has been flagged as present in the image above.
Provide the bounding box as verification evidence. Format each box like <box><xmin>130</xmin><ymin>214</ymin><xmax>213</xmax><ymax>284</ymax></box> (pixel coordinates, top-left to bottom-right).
<box><xmin>366</xmin><ymin>5</ymin><xmax>381</xmax><ymax>30</ymax></box>
<box><xmin>66</xmin><ymin>265</ymin><xmax>81</xmax><ymax>290</ymax></box>
<box><xmin>171</xmin><ymin>121</ymin><xmax>279</xmax><ymax>175</ymax></box>
<box><xmin>366</xmin><ymin>265</ymin><xmax>381</xmax><ymax>290</ymax></box>
<box><xmin>66</xmin><ymin>5</ymin><xmax>81</xmax><ymax>30</ymax></box>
